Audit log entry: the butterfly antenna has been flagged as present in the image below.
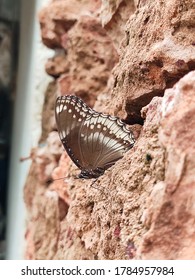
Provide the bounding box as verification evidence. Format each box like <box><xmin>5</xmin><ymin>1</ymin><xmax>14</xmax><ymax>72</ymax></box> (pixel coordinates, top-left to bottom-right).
<box><xmin>46</xmin><ymin>176</ymin><xmax>69</xmax><ymax>184</ymax></box>
<box><xmin>19</xmin><ymin>155</ymin><xmax>31</xmax><ymax>162</ymax></box>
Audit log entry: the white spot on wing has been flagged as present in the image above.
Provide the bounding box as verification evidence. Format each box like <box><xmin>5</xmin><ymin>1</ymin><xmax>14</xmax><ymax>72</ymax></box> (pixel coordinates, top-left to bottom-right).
<box><xmin>59</xmin><ymin>104</ymin><xmax>64</xmax><ymax>112</ymax></box>
<box><xmin>62</xmin><ymin>129</ymin><xmax>66</xmax><ymax>137</ymax></box>
<box><xmin>56</xmin><ymin>106</ymin><xmax>61</xmax><ymax>114</ymax></box>
<box><xmin>81</xmin><ymin>112</ymin><xmax>86</xmax><ymax>117</ymax></box>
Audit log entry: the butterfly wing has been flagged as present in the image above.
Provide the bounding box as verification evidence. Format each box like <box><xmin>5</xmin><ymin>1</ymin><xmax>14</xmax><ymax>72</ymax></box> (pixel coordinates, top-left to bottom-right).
<box><xmin>55</xmin><ymin>95</ymin><xmax>85</xmax><ymax>169</ymax></box>
<box><xmin>55</xmin><ymin>95</ymin><xmax>135</xmax><ymax>178</ymax></box>
<box><xmin>89</xmin><ymin>115</ymin><xmax>134</xmax><ymax>170</ymax></box>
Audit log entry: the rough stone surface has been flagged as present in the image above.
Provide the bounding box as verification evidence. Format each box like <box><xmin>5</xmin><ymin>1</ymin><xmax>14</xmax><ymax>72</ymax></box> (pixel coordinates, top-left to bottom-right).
<box><xmin>107</xmin><ymin>0</ymin><xmax>195</xmax><ymax>124</ymax></box>
<box><xmin>100</xmin><ymin>0</ymin><xmax>136</xmax><ymax>52</ymax></box>
<box><xmin>39</xmin><ymin>0</ymin><xmax>101</xmax><ymax>49</ymax></box>
<box><xmin>40</xmin><ymin>0</ymin><xmax>118</xmax><ymax>107</ymax></box>
<box><xmin>57</xmin><ymin>15</ymin><xmax>118</xmax><ymax>106</ymax></box>
<box><xmin>63</xmin><ymin>103</ymin><xmax>164</xmax><ymax>259</ymax></box>
<box><xmin>24</xmin><ymin>0</ymin><xmax>195</xmax><ymax>260</ymax></box>
<box><xmin>139</xmin><ymin>71</ymin><xmax>195</xmax><ymax>259</ymax></box>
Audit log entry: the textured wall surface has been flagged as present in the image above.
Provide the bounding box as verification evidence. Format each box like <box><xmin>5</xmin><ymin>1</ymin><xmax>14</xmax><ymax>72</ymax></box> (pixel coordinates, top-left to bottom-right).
<box><xmin>24</xmin><ymin>0</ymin><xmax>195</xmax><ymax>259</ymax></box>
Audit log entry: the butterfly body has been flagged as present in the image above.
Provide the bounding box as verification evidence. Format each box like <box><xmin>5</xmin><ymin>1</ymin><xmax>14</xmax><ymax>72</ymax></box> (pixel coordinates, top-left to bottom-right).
<box><xmin>55</xmin><ymin>95</ymin><xmax>135</xmax><ymax>179</ymax></box>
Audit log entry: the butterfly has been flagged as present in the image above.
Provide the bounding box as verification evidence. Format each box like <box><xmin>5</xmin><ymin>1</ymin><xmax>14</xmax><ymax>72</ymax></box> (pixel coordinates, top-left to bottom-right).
<box><xmin>55</xmin><ymin>95</ymin><xmax>135</xmax><ymax>179</ymax></box>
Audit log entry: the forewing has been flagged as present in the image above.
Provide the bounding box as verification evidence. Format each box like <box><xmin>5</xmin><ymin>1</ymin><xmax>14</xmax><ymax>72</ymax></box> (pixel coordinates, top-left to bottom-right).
<box><xmin>55</xmin><ymin>95</ymin><xmax>85</xmax><ymax>169</ymax></box>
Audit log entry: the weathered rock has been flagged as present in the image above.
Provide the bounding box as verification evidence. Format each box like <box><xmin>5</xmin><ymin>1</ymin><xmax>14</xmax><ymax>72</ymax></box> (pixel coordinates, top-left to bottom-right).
<box><xmin>58</xmin><ymin>71</ymin><xmax>195</xmax><ymax>260</ymax></box>
<box><xmin>57</xmin><ymin>15</ymin><xmax>118</xmax><ymax>106</ymax></box>
<box><xmin>45</xmin><ymin>51</ymin><xmax>69</xmax><ymax>78</ymax></box>
<box><xmin>25</xmin><ymin>189</ymin><xmax>61</xmax><ymax>260</ymax></box>
<box><xmin>39</xmin><ymin>81</ymin><xmax>57</xmax><ymax>143</ymax></box>
<box><xmin>106</xmin><ymin>0</ymin><xmax>195</xmax><ymax>123</ymax></box>
<box><xmin>139</xmin><ymin>71</ymin><xmax>195</xmax><ymax>259</ymax></box>
<box><xmin>100</xmin><ymin>0</ymin><xmax>136</xmax><ymax>52</ymax></box>
<box><xmin>39</xmin><ymin>0</ymin><xmax>101</xmax><ymax>49</ymax></box>
<box><xmin>25</xmin><ymin>0</ymin><xmax>118</xmax><ymax>259</ymax></box>
<box><xmin>24</xmin><ymin>0</ymin><xmax>195</xmax><ymax>260</ymax></box>
<box><xmin>64</xmin><ymin>92</ymin><xmax>164</xmax><ymax>260</ymax></box>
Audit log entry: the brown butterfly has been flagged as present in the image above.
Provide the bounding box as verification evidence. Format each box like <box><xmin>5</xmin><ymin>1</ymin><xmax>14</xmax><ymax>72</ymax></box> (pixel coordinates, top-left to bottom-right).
<box><xmin>55</xmin><ymin>95</ymin><xmax>135</xmax><ymax>179</ymax></box>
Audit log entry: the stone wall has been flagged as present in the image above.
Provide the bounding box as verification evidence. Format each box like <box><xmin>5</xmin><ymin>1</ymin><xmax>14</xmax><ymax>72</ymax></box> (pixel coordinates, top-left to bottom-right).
<box><xmin>24</xmin><ymin>0</ymin><xmax>195</xmax><ymax>259</ymax></box>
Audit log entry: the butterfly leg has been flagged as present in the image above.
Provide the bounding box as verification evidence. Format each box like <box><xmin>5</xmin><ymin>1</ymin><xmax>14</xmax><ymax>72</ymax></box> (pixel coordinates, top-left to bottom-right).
<box><xmin>90</xmin><ymin>178</ymin><xmax>98</xmax><ymax>188</ymax></box>
<box><xmin>90</xmin><ymin>178</ymin><xmax>106</xmax><ymax>194</ymax></box>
